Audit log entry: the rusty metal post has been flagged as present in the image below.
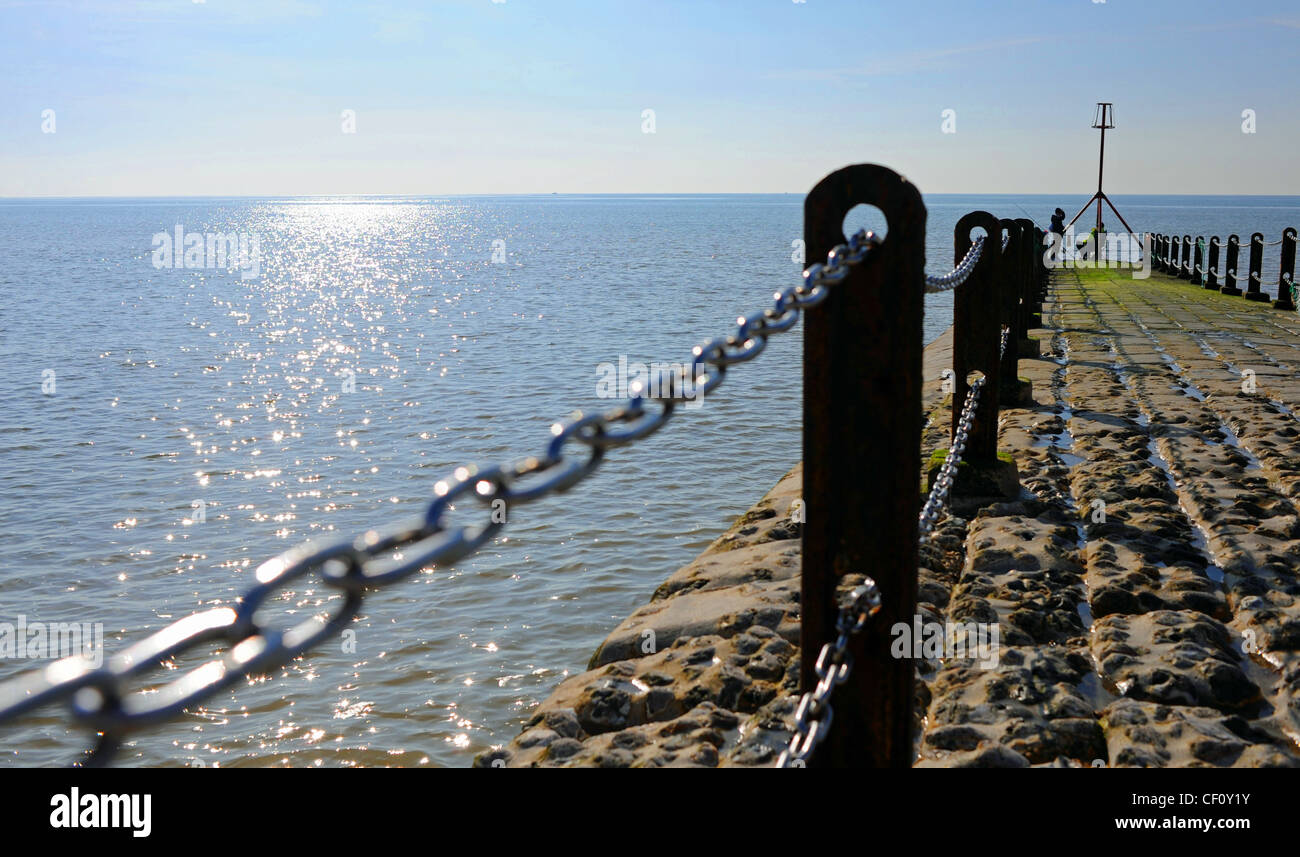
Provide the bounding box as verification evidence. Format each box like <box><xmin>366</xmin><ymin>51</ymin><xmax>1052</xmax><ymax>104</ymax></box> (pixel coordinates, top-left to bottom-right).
<box><xmin>1039</xmin><ymin>226</ymin><xmax>1050</xmax><ymax>312</ymax></box>
<box><xmin>1207</xmin><ymin>237</ymin><xmax>1221</xmax><ymax>291</ymax></box>
<box><xmin>1274</xmin><ymin>228</ymin><xmax>1297</xmax><ymax>311</ymax></box>
<box><xmin>802</xmin><ymin>164</ymin><xmax>923</xmax><ymax>768</ymax></box>
<box><xmin>1192</xmin><ymin>237</ymin><xmax>1205</xmax><ymax>286</ymax></box>
<box><xmin>1245</xmin><ymin>233</ymin><xmax>1267</xmax><ymax>302</ymax></box>
<box><xmin>998</xmin><ymin>220</ymin><xmax>1022</xmax><ymax>405</ymax></box>
<box><xmin>1016</xmin><ymin>219</ymin><xmax>1040</xmax><ymax>359</ymax></box>
<box><xmin>1040</xmin><ymin>227</ymin><xmax>1050</xmax><ymax>296</ymax></box>
<box><xmin>1017</xmin><ymin>218</ymin><xmax>1039</xmax><ymax>324</ymax></box>
<box><xmin>1224</xmin><ymin>236</ymin><xmax>1240</xmax><ymax>294</ymax></box>
<box><xmin>1041</xmin><ymin>227</ymin><xmax>1050</xmax><ymax>299</ymax></box>
<box><xmin>1012</xmin><ymin>221</ymin><xmax>1031</xmax><ymax>343</ymax></box>
<box><xmin>951</xmin><ymin>211</ymin><xmax>1002</xmax><ymax>464</ymax></box>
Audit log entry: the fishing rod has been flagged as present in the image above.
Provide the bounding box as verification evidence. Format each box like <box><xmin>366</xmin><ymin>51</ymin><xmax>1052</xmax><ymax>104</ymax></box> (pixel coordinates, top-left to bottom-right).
<box><xmin>1011</xmin><ymin>201</ymin><xmax>1046</xmax><ymax>232</ymax></box>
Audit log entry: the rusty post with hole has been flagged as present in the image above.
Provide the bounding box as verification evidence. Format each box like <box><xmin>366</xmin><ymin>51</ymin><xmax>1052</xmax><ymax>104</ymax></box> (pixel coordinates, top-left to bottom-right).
<box><xmin>1038</xmin><ymin>227</ymin><xmax>1049</xmax><ymax>298</ymax></box>
<box><xmin>1245</xmin><ymin>233</ymin><xmax>1267</xmax><ymax>302</ymax></box>
<box><xmin>1207</xmin><ymin>237</ymin><xmax>1221</xmax><ymax>291</ymax></box>
<box><xmin>951</xmin><ymin>211</ymin><xmax>1002</xmax><ymax>464</ymax></box>
<box><xmin>998</xmin><ymin>219</ymin><xmax>1022</xmax><ymax>405</ymax></box>
<box><xmin>1275</xmin><ymin>228</ymin><xmax>1297</xmax><ymax>311</ymax></box>
<box><xmin>802</xmin><ymin>164</ymin><xmax>923</xmax><ymax>768</ymax></box>
<box><xmin>1017</xmin><ymin>218</ymin><xmax>1039</xmax><ymax>328</ymax></box>
<box><xmin>1223</xmin><ymin>236</ymin><xmax>1240</xmax><ymax>295</ymax></box>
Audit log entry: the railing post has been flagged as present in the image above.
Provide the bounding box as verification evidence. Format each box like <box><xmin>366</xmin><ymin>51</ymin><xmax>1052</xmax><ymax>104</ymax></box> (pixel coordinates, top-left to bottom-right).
<box><xmin>1180</xmin><ymin>234</ymin><xmax>1193</xmax><ymax>279</ymax></box>
<box><xmin>802</xmin><ymin>164</ymin><xmax>923</xmax><ymax>768</ymax></box>
<box><xmin>1274</xmin><ymin>228</ymin><xmax>1297</xmax><ymax>311</ymax></box>
<box><xmin>1033</xmin><ymin>226</ymin><xmax>1047</xmax><ymax>307</ymax></box>
<box><xmin>1040</xmin><ymin>224</ymin><xmax>1050</xmax><ymax>301</ymax></box>
<box><xmin>1018</xmin><ymin>218</ymin><xmax>1040</xmax><ymax>325</ymax></box>
<box><xmin>1245</xmin><ymin>233</ymin><xmax>1267</xmax><ymax>302</ymax></box>
<box><xmin>951</xmin><ymin>211</ymin><xmax>1002</xmax><ymax>463</ymax></box>
<box><xmin>1207</xmin><ymin>237</ymin><xmax>1221</xmax><ymax>291</ymax></box>
<box><xmin>1192</xmin><ymin>236</ymin><xmax>1205</xmax><ymax>286</ymax></box>
<box><xmin>1171</xmin><ymin>235</ymin><xmax>1181</xmax><ymax>277</ymax></box>
<box><xmin>998</xmin><ymin>219</ymin><xmax>1028</xmax><ymax>405</ymax></box>
<box><xmin>1017</xmin><ymin>218</ymin><xmax>1040</xmax><ymax>358</ymax></box>
<box><xmin>1224</xmin><ymin>235</ymin><xmax>1240</xmax><ymax>294</ymax></box>
<box><xmin>1011</xmin><ymin>221</ymin><xmax>1030</xmax><ymax>344</ymax></box>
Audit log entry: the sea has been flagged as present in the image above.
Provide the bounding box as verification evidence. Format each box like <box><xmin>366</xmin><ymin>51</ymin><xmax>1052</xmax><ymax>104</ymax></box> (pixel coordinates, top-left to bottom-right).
<box><xmin>1</xmin><ymin>192</ymin><xmax>1297</xmax><ymax>767</ymax></box>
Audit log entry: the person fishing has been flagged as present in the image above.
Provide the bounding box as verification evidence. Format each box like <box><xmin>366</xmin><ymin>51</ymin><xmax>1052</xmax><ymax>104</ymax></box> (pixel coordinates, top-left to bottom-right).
<box><xmin>1049</xmin><ymin>208</ymin><xmax>1065</xmax><ymax>236</ymax></box>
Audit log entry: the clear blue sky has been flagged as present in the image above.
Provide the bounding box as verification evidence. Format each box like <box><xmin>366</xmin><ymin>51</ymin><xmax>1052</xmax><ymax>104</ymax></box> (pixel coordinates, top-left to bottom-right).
<box><xmin>2</xmin><ymin>0</ymin><xmax>1298</xmax><ymax>196</ymax></box>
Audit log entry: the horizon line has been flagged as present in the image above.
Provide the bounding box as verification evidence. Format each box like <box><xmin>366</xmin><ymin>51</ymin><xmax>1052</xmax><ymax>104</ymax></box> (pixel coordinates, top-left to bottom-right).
<box><xmin>3</xmin><ymin>191</ymin><xmax>1300</xmax><ymax>202</ymax></box>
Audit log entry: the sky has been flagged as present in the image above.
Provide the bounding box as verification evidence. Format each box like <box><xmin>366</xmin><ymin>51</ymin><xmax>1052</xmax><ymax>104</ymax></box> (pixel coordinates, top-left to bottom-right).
<box><xmin>1</xmin><ymin>0</ymin><xmax>1298</xmax><ymax>197</ymax></box>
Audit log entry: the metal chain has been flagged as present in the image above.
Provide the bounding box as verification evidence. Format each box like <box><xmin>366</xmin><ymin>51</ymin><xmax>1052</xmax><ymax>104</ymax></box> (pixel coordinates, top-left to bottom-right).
<box><xmin>924</xmin><ymin>236</ymin><xmax>985</xmax><ymax>293</ymax></box>
<box><xmin>917</xmin><ymin>373</ymin><xmax>985</xmax><ymax>542</ymax></box>
<box><xmin>0</xmin><ymin>229</ymin><xmax>890</xmax><ymax>767</ymax></box>
<box><xmin>1170</xmin><ymin>234</ymin><xmax>1283</xmax><ymax>247</ymax></box>
<box><xmin>775</xmin><ymin>579</ymin><xmax>881</xmax><ymax>768</ymax></box>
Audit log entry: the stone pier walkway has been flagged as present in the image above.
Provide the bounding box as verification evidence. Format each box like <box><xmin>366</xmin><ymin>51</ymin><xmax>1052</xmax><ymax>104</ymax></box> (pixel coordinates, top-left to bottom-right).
<box><xmin>485</xmin><ymin>268</ymin><xmax>1300</xmax><ymax>768</ymax></box>
<box><xmin>918</xmin><ymin>267</ymin><xmax>1300</xmax><ymax>767</ymax></box>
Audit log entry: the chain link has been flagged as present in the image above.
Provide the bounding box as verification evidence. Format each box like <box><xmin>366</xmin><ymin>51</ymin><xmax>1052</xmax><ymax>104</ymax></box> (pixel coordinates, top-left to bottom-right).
<box><xmin>924</xmin><ymin>236</ymin><xmax>986</xmax><ymax>293</ymax></box>
<box><xmin>0</xmin><ymin>228</ymin><xmax>893</xmax><ymax>766</ymax></box>
<box><xmin>917</xmin><ymin>373</ymin><xmax>985</xmax><ymax>542</ymax></box>
<box><xmin>775</xmin><ymin>579</ymin><xmax>881</xmax><ymax>768</ymax></box>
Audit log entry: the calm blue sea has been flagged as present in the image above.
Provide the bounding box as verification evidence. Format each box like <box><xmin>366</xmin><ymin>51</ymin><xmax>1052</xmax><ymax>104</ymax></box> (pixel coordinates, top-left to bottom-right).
<box><xmin>1</xmin><ymin>192</ymin><xmax>1297</xmax><ymax>767</ymax></box>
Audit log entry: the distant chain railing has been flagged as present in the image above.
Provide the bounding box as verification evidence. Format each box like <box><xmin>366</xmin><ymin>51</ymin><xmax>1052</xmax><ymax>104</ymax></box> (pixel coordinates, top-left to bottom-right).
<box><xmin>1152</xmin><ymin>229</ymin><xmax>1297</xmax><ymax>310</ymax></box>
<box><xmin>0</xmin><ymin>228</ymin><xmax>900</xmax><ymax>766</ymax></box>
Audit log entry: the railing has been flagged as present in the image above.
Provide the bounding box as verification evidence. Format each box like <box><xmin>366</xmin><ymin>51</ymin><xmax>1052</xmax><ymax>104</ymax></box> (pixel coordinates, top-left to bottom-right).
<box><xmin>0</xmin><ymin>163</ymin><xmax>1045</xmax><ymax>769</ymax></box>
<box><xmin>785</xmin><ymin>179</ymin><xmax>1040</xmax><ymax>766</ymax></box>
<box><xmin>1151</xmin><ymin>229</ymin><xmax>1298</xmax><ymax>311</ymax></box>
